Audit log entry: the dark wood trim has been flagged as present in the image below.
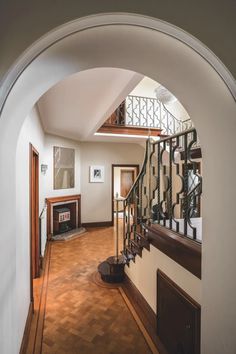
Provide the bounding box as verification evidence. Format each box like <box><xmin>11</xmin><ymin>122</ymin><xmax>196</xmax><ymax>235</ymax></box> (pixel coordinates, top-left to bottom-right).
<box><xmin>20</xmin><ymin>302</ymin><xmax>33</xmax><ymax>354</ymax></box>
<box><xmin>82</xmin><ymin>221</ymin><xmax>113</xmax><ymax>228</ymax></box>
<box><xmin>122</xmin><ymin>274</ymin><xmax>168</xmax><ymax>354</ymax></box>
<box><xmin>147</xmin><ymin>224</ymin><xmax>201</xmax><ymax>279</ymax></box>
<box><xmin>24</xmin><ymin>242</ymin><xmax>51</xmax><ymax>354</ymax></box>
<box><xmin>181</xmin><ymin>147</ymin><xmax>202</xmax><ymax>160</ymax></box>
<box><xmin>20</xmin><ymin>242</ymin><xmax>49</xmax><ymax>353</ymax></box>
<box><xmin>98</xmin><ymin>124</ymin><xmax>162</xmax><ymax>137</ymax></box>
<box><xmin>46</xmin><ymin>194</ymin><xmax>82</xmax><ymax>204</ymax></box>
<box><xmin>157</xmin><ymin>270</ymin><xmax>201</xmax><ymax>354</ymax></box>
<box><xmin>30</xmin><ymin>144</ymin><xmax>40</xmax><ymax>305</ymax></box>
<box><xmin>111</xmin><ymin>164</ymin><xmax>140</xmax><ymax>226</ymax></box>
<box><xmin>46</xmin><ymin>194</ymin><xmax>81</xmax><ymax>239</ymax></box>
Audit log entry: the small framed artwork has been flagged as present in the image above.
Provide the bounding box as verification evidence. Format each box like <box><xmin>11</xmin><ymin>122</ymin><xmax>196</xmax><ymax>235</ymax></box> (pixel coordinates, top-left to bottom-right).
<box><xmin>90</xmin><ymin>165</ymin><xmax>104</xmax><ymax>183</ymax></box>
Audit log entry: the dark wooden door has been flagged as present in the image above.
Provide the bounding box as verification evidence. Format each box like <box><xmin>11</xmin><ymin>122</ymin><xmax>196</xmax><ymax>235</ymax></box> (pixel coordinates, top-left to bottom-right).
<box><xmin>120</xmin><ymin>170</ymin><xmax>135</xmax><ymax>197</ymax></box>
<box><xmin>30</xmin><ymin>144</ymin><xmax>40</xmax><ymax>283</ymax></box>
<box><xmin>157</xmin><ymin>270</ymin><xmax>200</xmax><ymax>354</ymax></box>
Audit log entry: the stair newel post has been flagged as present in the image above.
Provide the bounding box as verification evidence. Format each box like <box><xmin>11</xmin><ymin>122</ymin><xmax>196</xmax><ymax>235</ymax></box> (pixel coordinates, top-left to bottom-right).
<box><xmin>123</xmin><ymin>199</ymin><xmax>126</xmax><ymax>256</ymax></box>
<box><xmin>183</xmin><ymin>132</ymin><xmax>188</xmax><ymax>236</ymax></box>
<box><xmin>146</xmin><ymin>137</ymin><xmax>152</xmax><ymax>225</ymax></box>
<box><xmin>115</xmin><ymin>198</ymin><xmax>119</xmax><ymax>262</ymax></box>
<box><xmin>168</xmin><ymin>137</ymin><xmax>173</xmax><ymax>230</ymax></box>
<box><xmin>157</xmin><ymin>142</ymin><xmax>161</xmax><ymax>224</ymax></box>
<box><xmin>98</xmin><ymin>197</ymin><xmax>126</xmax><ymax>283</ymax></box>
<box><xmin>133</xmin><ymin>186</ymin><xmax>138</xmax><ymax>242</ymax></box>
<box><xmin>127</xmin><ymin>199</ymin><xmax>131</xmax><ymax>248</ymax></box>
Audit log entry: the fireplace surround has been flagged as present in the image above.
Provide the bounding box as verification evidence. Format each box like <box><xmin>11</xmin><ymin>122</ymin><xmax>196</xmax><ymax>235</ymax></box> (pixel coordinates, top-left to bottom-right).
<box><xmin>46</xmin><ymin>195</ymin><xmax>81</xmax><ymax>239</ymax></box>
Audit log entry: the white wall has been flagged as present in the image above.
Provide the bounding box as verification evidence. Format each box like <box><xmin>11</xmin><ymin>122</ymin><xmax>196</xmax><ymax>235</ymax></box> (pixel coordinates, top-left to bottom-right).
<box><xmin>80</xmin><ymin>142</ymin><xmax>144</xmax><ymax>223</ymax></box>
<box><xmin>15</xmin><ymin>106</ymin><xmax>45</xmax><ymax>351</ymax></box>
<box><xmin>126</xmin><ymin>245</ymin><xmax>201</xmax><ymax>313</ymax></box>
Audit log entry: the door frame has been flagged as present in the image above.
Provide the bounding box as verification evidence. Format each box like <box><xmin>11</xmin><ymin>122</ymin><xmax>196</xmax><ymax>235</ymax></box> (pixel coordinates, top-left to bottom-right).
<box><xmin>29</xmin><ymin>143</ymin><xmax>40</xmax><ymax>303</ymax></box>
<box><xmin>111</xmin><ymin>164</ymin><xmax>139</xmax><ymax>226</ymax></box>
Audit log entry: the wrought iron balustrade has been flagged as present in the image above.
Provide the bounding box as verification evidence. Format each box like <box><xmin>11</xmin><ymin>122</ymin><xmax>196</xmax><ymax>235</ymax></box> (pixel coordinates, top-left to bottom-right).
<box><xmin>124</xmin><ymin>95</ymin><xmax>193</xmax><ymax>135</ymax></box>
<box><xmin>121</xmin><ymin>128</ymin><xmax>202</xmax><ymax>262</ymax></box>
<box><xmin>99</xmin><ymin>95</ymin><xmax>194</xmax><ymax>137</ymax></box>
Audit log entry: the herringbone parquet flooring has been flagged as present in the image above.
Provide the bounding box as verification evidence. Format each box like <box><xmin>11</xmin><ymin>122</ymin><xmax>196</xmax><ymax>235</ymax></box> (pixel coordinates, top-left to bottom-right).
<box><xmin>42</xmin><ymin>226</ymin><xmax>152</xmax><ymax>354</ymax></box>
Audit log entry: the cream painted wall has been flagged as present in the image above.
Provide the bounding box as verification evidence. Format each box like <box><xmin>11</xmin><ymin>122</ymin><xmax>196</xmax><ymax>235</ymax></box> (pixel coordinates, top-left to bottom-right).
<box><xmin>125</xmin><ymin>245</ymin><xmax>201</xmax><ymax>312</ymax></box>
<box><xmin>80</xmin><ymin>142</ymin><xmax>144</xmax><ymax>223</ymax></box>
<box><xmin>15</xmin><ymin>106</ymin><xmax>45</xmax><ymax>351</ymax></box>
<box><xmin>43</xmin><ymin>139</ymin><xmax>144</xmax><ymax>224</ymax></box>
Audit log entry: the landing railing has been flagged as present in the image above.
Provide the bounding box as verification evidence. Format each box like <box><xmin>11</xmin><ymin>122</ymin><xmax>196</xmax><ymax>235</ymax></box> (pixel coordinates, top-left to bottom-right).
<box><xmin>123</xmin><ymin>95</ymin><xmax>193</xmax><ymax>135</ymax></box>
<box><xmin>100</xmin><ymin>95</ymin><xmax>194</xmax><ymax>137</ymax></box>
<box><xmin>122</xmin><ymin>128</ymin><xmax>202</xmax><ymax>260</ymax></box>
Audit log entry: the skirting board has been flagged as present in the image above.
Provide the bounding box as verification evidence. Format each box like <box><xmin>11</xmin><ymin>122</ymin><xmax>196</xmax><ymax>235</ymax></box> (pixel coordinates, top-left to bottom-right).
<box><xmin>20</xmin><ymin>242</ymin><xmax>49</xmax><ymax>354</ymax></box>
<box><xmin>82</xmin><ymin>221</ymin><xmax>113</xmax><ymax>228</ymax></box>
<box><xmin>19</xmin><ymin>301</ymin><xmax>33</xmax><ymax>354</ymax></box>
<box><xmin>122</xmin><ymin>274</ymin><xmax>168</xmax><ymax>354</ymax></box>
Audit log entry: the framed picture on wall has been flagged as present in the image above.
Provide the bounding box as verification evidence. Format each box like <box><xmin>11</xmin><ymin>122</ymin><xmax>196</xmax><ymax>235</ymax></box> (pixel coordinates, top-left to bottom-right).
<box><xmin>90</xmin><ymin>165</ymin><xmax>104</xmax><ymax>183</ymax></box>
<box><xmin>54</xmin><ymin>146</ymin><xmax>75</xmax><ymax>189</ymax></box>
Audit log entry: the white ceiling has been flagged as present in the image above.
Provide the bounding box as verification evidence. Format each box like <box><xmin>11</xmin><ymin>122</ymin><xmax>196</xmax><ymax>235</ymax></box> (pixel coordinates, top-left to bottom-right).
<box><xmin>37</xmin><ymin>68</ymin><xmax>143</xmax><ymax>143</ymax></box>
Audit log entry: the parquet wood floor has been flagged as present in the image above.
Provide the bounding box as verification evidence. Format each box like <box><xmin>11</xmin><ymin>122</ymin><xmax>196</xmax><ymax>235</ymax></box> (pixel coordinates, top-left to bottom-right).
<box><xmin>41</xmin><ymin>226</ymin><xmax>152</xmax><ymax>354</ymax></box>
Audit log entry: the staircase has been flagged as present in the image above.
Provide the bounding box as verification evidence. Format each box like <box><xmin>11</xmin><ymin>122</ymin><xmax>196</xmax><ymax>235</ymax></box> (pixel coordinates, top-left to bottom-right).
<box><xmin>117</xmin><ymin>127</ymin><xmax>202</xmax><ymax>265</ymax></box>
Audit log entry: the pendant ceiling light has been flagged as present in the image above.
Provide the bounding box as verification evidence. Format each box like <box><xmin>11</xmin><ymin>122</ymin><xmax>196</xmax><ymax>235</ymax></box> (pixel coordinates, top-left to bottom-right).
<box><xmin>154</xmin><ymin>85</ymin><xmax>177</xmax><ymax>104</ymax></box>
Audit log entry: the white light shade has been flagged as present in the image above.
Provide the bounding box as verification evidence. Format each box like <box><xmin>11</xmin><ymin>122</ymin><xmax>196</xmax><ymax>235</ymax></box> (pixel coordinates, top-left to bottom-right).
<box><xmin>154</xmin><ymin>85</ymin><xmax>177</xmax><ymax>104</ymax></box>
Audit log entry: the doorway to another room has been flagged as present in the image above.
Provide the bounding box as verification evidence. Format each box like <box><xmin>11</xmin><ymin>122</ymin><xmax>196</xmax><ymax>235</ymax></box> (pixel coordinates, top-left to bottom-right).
<box><xmin>112</xmin><ymin>164</ymin><xmax>139</xmax><ymax>226</ymax></box>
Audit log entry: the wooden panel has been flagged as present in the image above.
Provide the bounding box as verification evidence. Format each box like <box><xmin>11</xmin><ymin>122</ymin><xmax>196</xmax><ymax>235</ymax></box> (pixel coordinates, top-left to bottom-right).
<box><xmin>122</xmin><ymin>274</ymin><xmax>168</xmax><ymax>354</ymax></box>
<box><xmin>181</xmin><ymin>148</ymin><xmax>202</xmax><ymax>160</ymax></box>
<box><xmin>120</xmin><ymin>169</ymin><xmax>135</xmax><ymax>197</ymax></box>
<box><xmin>157</xmin><ymin>270</ymin><xmax>200</xmax><ymax>354</ymax></box>
<box><xmin>147</xmin><ymin>224</ymin><xmax>201</xmax><ymax>279</ymax></box>
<box><xmin>98</xmin><ymin>124</ymin><xmax>163</xmax><ymax>136</ymax></box>
<box><xmin>30</xmin><ymin>228</ymin><xmax>152</xmax><ymax>354</ymax></box>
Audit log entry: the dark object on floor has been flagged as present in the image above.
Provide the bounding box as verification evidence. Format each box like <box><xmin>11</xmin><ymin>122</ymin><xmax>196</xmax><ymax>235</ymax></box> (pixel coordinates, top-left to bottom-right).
<box><xmin>91</xmin><ymin>271</ymin><xmax>122</xmax><ymax>289</ymax></box>
<box><xmin>98</xmin><ymin>256</ymin><xmax>126</xmax><ymax>283</ymax></box>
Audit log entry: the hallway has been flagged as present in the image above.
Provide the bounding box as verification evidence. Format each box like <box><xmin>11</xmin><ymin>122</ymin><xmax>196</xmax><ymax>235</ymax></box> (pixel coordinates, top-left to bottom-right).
<box><xmin>35</xmin><ymin>227</ymin><xmax>152</xmax><ymax>354</ymax></box>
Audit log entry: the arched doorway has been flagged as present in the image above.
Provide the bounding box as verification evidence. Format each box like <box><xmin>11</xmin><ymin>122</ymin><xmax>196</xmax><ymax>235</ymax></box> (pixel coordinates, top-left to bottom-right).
<box><xmin>0</xmin><ymin>14</ymin><xmax>236</xmax><ymax>354</ymax></box>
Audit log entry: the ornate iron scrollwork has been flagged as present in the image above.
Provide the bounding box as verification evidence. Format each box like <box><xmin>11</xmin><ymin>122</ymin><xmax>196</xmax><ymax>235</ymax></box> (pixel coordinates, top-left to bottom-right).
<box><xmin>122</xmin><ymin>128</ymin><xmax>202</xmax><ymax>261</ymax></box>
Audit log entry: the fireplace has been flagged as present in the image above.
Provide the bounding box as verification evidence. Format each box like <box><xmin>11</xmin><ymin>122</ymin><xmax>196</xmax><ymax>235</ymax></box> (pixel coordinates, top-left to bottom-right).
<box><xmin>46</xmin><ymin>195</ymin><xmax>81</xmax><ymax>239</ymax></box>
<box><xmin>53</xmin><ymin>207</ymin><xmax>71</xmax><ymax>235</ymax></box>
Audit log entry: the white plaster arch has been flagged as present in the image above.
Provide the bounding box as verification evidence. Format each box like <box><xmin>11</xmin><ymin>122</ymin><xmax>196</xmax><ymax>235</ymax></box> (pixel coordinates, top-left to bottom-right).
<box><xmin>0</xmin><ymin>14</ymin><xmax>236</xmax><ymax>354</ymax></box>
